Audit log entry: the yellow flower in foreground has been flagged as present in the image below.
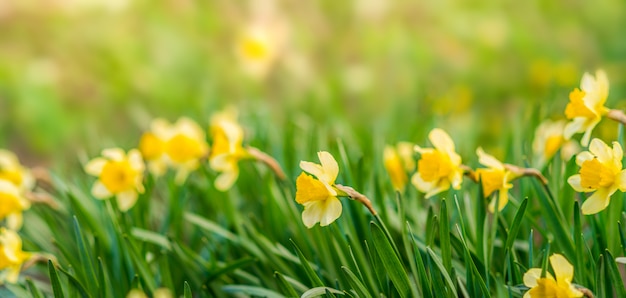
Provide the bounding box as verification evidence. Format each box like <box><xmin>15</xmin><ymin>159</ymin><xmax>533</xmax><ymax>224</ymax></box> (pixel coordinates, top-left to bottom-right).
<box><xmin>0</xmin><ymin>180</ymin><xmax>31</xmax><ymax>230</ymax></box>
<box><xmin>0</xmin><ymin>228</ymin><xmax>31</xmax><ymax>284</ymax></box>
<box><xmin>127</xmin><ymin>288</ymin><xmax>173</xmax><ymax>298</ymax></box>
<box><xmin>564</xmin><ymin>70</ymin><xmax>609</xmax><ymax>146</ymax></box>
<box><xmin>567</xmin><ymin>138</ymin><xmax>626</xmax><ymax>214</ymax></box>
<box><xmin>523</xmin><ymin>254</ymin><xmax>583</xmax><ymax>298</ymax></box>
<box><xmin>412</xmin><ymin>129</ymin><xmax>464</xmax><ymax>198</ymax></box>
<box><xmin>295</xmin><ymin>151</ymin><xmax>342</xmax><ymax>228</ymax></box>
<box><xmin>532</xmin><ymin>120</ymin><xmax>580</xmax><ymax>167</ymax></box>
<box><xmin>383</xmin><ymin>142</ymin><xmax>415</xmax><ymax>191</ymax></box>
<box><xmin>0</xmin><ymin>150</ymin><xmax>34</xmax><ymax>191</ymax></box>
<box><xmin>209</xmin><ymin>109</ymin><xmax>249</xmax><ymax>191</ymax></box>
<box><xmin>85</xmin><ymin>148</ymin><xmax>145</xmax><ymax>211</ymax></box>
<box><xmin>475</xmin><ymin>148</ymin><xmax>515</xmax><ymax>212</ymax></box>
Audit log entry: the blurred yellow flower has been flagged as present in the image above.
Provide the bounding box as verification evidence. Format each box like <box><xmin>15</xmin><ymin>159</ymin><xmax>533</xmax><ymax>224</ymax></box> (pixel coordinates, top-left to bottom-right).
<box><xmin>523</xmin><ymin>254</ymin><xmax>583</xmax><ymax>298</ymax></box>
<box><xmin>0</xmin><ymin>150</ymin><xmax>34</xmax><ymax>192</ymax></box>
<box><xmin>567</xmin><ymin>138</ymin><xmax>626</xmax><ymax>214</ymax></box>
<box><xmin>295</xmin><ymin>151</ymin><xmax>342</xmax><ymax>228</ymax></box>
<box><xmin>0</xmin><ymin>228</ymin><xmax>31</xmax><ymax>284</ymax></box>
<box><xmin>126</xmin><ymin>288</ymin><xmax>173</xmax><ymax>298</ymax></box>
<box><xmin>139</xmin><ymin>118</ymin><xmax>209</xmax><ymax>184</ymax></box>
<box><xmin>0</xmin><ymin>180</ymin><xmax>31</xmax><ymax>230</ymax></box>
<box><xmin>412</xmin><ymin>129</ymin><xmax>464</xmax><ymax>198</ymax></box>
<box><xmin>475</xmin><ymin>148</ymin><xmax>515</xmax><ymax>212</ymax></box>
<box><xmin>236</xmin><ymin>23</ymin><xmax>285</xmax><ymax>78</ymax></box>
<box><xmin>564</xmin><ymin>70</ymin><xmax>609</xmax><ymax>146</ymax></box>
<box><xmin>209</xmin><ymin>109</ymin><xmax>249</xmax><ymax>191</ymax></box>
<box><xmin>85</xmin><ymin>148</ymin><xmax>145</xmax><ymax>212</ymax></box>
<box><xmin>383</xmin><ymin>142</ymin><xmax>415</xmax><ymax>191</ymax></box>
<box><xmin>532</xmin><ymin>120</ymin><xmax>580</xmax><ymax>167</ymax></box>
<box><xmin>138</xmin><ymin>119</ymin><xmax>170</xmax><ymax>177</ymax></box>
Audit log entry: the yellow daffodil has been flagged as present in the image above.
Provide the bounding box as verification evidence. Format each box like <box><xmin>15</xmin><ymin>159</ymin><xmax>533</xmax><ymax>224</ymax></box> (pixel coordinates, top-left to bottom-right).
<box><xmin>295</xmin><ymin>151</ymin><xmax>342</xmax><ymax>228</ymax></box>
<box><xmin>567</xmin><ymin>138</ymin><xmax>626</xmax><ymax>214</ymax></box>
<box><xmin>236</xmin><ymin>23</ymin><xmax>285</xmax><ymax>78</ymax></box>
<box><xmin>533</xmin><ymin>120</ymin><xmax>580</xmax><ymax>167</ymax></box>
<box><xmin>0</xmin><ymin>228</ymin><xmax>31</xmax><ymax>284</ymax></box>
<box><xmin>0</xmin><ymin>180</ymin><xmax>31</xmax><ymax>230</ymax></box>
<box><xmin>412</xmin><ymin>129</ymin><xmax>464</xmax><ymax>198</ymax></box>
<box><xmin>523</xmin><ymin>254</ymin><xmax>583</xmax><ymax>298</ymax></box>
<box><xmin>383</xmin><ymin>142</ymin><xmax>415</xmax><ymax>191</ymax></box>
<box><xmin>127</xmin><ymin>288</ymin><xmax>173</xmax><ymax>298</ymax></box>
<box><xmin>85</xmin><ymin>148</ymin><xmax>145</xmax><ymax>212</ymax></box>
<box><xmin>475</xmin><ymin>148</ymin><xmax>515</xmax><ymax>212</ymax></box>
<box><xmin>138</xmin><ymin>119</ymin><xmax>171</xmax><ymax>177</ymax></box>
<box><xmin>209</xmin><ymin>109</ymin><xmax>249</xmax><ymax>191</ymax></box>
<box><xmin>0</xmin><ymin>150</ymin><xmax>34</xmax><ymax>192</ymax></box>
<box><xmin>564</xmin><ymin>70</ymin><xmax>609</xmax><ymax>146</ymax></box>
<box><xmin>163</xmin><ymin>118</ymin><xmax>209</xmax><ymax>184</ymax></box>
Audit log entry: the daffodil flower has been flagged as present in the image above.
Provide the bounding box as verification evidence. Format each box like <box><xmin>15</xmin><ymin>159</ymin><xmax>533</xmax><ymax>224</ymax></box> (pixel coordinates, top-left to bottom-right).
<box><xmin>523</xmin><ymin>254</ymin><xmax>583</xmax><ymax>298</ymax></box>
<box><xmin>0</xmin><ymin>228</ymin><xmax>31</xmax><ymax>284</ymax></box>
<box><xmin>237</xmin><ymin>22</ymin><xmax>285</xmax><ymax>78</ymax></box>
<box><xmin>0</xmin><ymin>150</ymin><xmax>35</xmax><ymax>192</ymax></box>
<box><xmin>475</xmin><ymin>148</ymin><xmax>516</xmax><ymax>212</ymax></box>
<box><xmin>412</xmin><ymin>129</ymin><xmax>464</xmax><ymax>198</ymax></box>
<box><xmin>532</xmin><ymin>120</ymin><xmax>580</xmax><ymax>167</ymax></box>
<box><xmin>296</xmin><ymin>151</ymin><xmax>342</xmax><ymax>228</ymax></box>
<box><xmin>85</xmin><ymin>148</ymin><xmax>145</xmax><ymax>212</ymax></box>
<box><xmin>567</xmin><ymin>138</ymin><xmax>626</xmax><ymax>214</ymax></box>
<box><xmin>127</xmin><ymin>288</ymin><xmax>173</xmax><ymax>298</ymax></box>
<box><xmin>383</xmin><ymin>142</ymin><xmax>415</xmax><ymax>191</ymax></box>
<box><xmin>209</xmin><ymin>109</ymin><xmax>249</xmax><ymax>191</ymax></box>
<box><xmin>138</xmin><ymin>119</ymin><xmax>171</xmax><ymax>177</ymax></box>
<box><xmin>564</xmin><ymin>70</ymin><xmax>609</xmax><ymax>146</ymax></box>
<box><xmin>0</xmin><ymin>180</ymin><xmax>30</xmax><ymax>230</ymax></box>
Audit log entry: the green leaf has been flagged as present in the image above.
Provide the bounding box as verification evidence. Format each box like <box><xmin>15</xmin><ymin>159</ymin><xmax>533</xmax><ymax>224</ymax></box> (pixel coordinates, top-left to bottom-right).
<box><xmin>205</xmin><ymin>257</ymin><xmax>256</xmax><ymax>282</ymax></box>
<box><xmin>73</xmin><ymin>216</ymin><xmax>99</xmax><ymax>292</ymax></box>
<box><xmin>26</xmin><ymin>278</ymin><xmax>44</xmax><ymax>298</ymax></box>
<box><xmin>370</xmin><ymin>221</ymin><xmax>411</xmax><ymax>298</ymax></box>
<box><xmin>426</xmin><ymin>247</ymin><xmax>458</xmax><ymax>297</ymax></box>
<box><xmin>342</xmin><ymin>266</ymin><xmax>373</xmax><ymax>298</ymax></box>
<box><xmin>48</xmin><ymin>260</ymin><xmax>65</xmax><ymax>298</ymax></box>
<box><xmin>57</xmin><ymin>266</ymin><xmax>91</xmax><ymax>298</ymax></box>
<box><xmin>504</xmin><ymin>199</ymin><xmax>527</xmax><ymax>252</ymax></box>
<box><xmin>406</xmin><ymin>224</ymin><xmax>432</xmax><ymax>298</ymax></box>
<box><xmin>290</xmin><ymin>239</ymin><xmax>324</xmax><ymax>287</ymax></box>
<box><xmin>274</xmin><ymin>272</ymin><xmax>300</xmax><ymax>297</ymax></box>
<box><xmin>440</xmin><ymin>199</ymin><xmax>452</xmax><ymax>273</ymax></box>
<box><xmin>131</xmin><ymin>228</ymin><xmax>172</xmax><ymax>251</ymax></box>
<box><xmin>301</xmin><ymin>287</ymin><xmax>345</xmax><ymax>298</ymax></box>
<box><xmin>605</xmin><ymin>249</ymin><xmax>626</xmax><ymax>297</ymax></box>
<box><xmin>184</xmin><ymin>281</ymin><xmax>192</xmax><ymax>298</ymax></box>
<box><xmin>222</xmin><ymin>285</ymin><xmax>285</xmax><ymax>297</ymax></box>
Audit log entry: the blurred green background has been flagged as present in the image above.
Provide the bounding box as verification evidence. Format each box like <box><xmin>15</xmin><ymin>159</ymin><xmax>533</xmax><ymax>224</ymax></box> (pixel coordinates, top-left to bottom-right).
<box><xmin>1</xmin><ymin>0</ymin><xmax>625</xmax><ymax>171</ymax></box>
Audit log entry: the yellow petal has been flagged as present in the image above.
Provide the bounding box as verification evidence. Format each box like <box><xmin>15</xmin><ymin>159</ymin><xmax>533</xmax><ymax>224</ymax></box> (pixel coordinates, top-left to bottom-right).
<box><xmin>618</xmin><ymin>170</ymin><xmax>626</xmax><ymax>192</ymax></box>
<box><xmin>318</xmin><ymin>151</ymin><xmax>339</xmax><ymax>184</ymax></box>
<box><xmin>85</xmin><ymin>158</ymin><xmax>108</xmax><ymax>176</ymax></box>
<box><xmin>299</xmin><ymin>161</ymin><xmax>325</xmax><ymax>179</ymax></box>
<box><xmin>549</xmin><ymin>254</ymin><xmax>574</xmax><ymax>284</ymax></box>
<box><xmin>215</xmin><ymin>170</ymin><xmax>239</xmax><ymax>192</ymax></box>
<box><xmin>523</xmin><ymin>268</ymin><xmax>543</xmax><ymax>287</ymax></box>
<box><xmin>567</xmin><ymin>175</ymin><xmax>594</xmax><ymax>193</ymax></box>
<box><xmin>116</xmin><ymin>190</ymin><xmax>138</xmax><ymax>212</ymax></box>
<box><xmin>6</xmin><ymin>213</ymin><xmax>23</xmax><ymax>230</ymax></box>
<box><xmin>320</xmin><ymin>197</ymin><xmax>343</xmax><ymax>226</ymax></box>
<box><xmin>295</xmin><ymin>173</ymin><xmax>335</xmax><ymax>204</ymax></box>
<box><xmin>575</xmin><ymin>151</ymin><xmax>594</xmax><ymax>166</ymax></box>
<box><xmin>102</xmin><ymin>148</ymin><xmax>126</xmax><ymax>161</ymax></box>
<box><xmin>301</xmin><ymin>197</ymin><xmax>342</xmax><ymax>228</ymax></box>
<box><xmin>612</xmin><ymin>142</ymin><xmax>623</xmax><ymax>169</ymax></box>
<box><xmin>581</xmin><ymin>187</ymin><xmax>614</xmax><ymax>215</ymax></box>
<box><xmin>92</xmin><ymin>181</ymin><xmax>112</xmax><ymax>199</ymax></box>
<box><xmin>589</xmin><ymin>139</ymin><xmax>612</xmax><ymax>163</ymax></box>
<box><xmin>429</xmin><ymin>128</ymin><xmax>455</xmax><ymax>153</ymax></box>
<box><xmin>425</xmin><ymin>180</ymin><xmax>451</xmax><ymax>198</ymax></box>
<box><xmin>563</xmin><ymin>118</ymin><xmax>585</xmax><ymax>140</ymax></box>
<box><xmin>476</xmin><ymin>147</ymin><xmax>504</xmax><ymax>170</ymax></box>
<box><xmin>411</xmin><ymin>173</ymin><xmax>435</xmax><ymax>195</ymax></box>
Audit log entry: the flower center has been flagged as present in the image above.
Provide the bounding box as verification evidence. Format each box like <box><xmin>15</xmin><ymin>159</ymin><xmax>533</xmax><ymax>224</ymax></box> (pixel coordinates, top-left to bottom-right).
<box><xmin>295</xmin><ymin>173</ymin><xmax>334</xmax><ymax>204</ymax></box>
<box><xmin>544</xmin><ymin>135</ymin><xmax>564</xmax><ymax>160</ymax></box>
<box><xmin>580</xmin><ymin>158</ymin><xmax>616</xmax><ymax>189</ymax></box>
<box><xmin>565</xmin><ymin>88</ymin><xmax>595</xmax><ymax>119</ymax></box>
<box><xmin>138</xmin><ymin>132</ymin><xmax>164</xmax><ymax>160</ymax></box>
<box><xmin>100</xmin><ymin>161</ymin><xmax>137</xmax><ymax>193</ymax></box>
<box><xmin>165</xmin><ymin>134</ymin><xmax>205</xmax><ymax>163</ymax></box>
<box><xmin>477</xmin><ymin>169</ymin><xmax>506</xmax><ymax>197</ymax></box>
<box><xmin>418</xmin><ymin>151</ymin><xmax>453</xmax><ymax>182</ymax></box>
<box><xmin>528</xmin><ymin>278</ymin><xmax>572</xmax><ymax>298</ymax></box>
<box><xmin>241</xmin><ymin>37</ymin><xmax>270</xmax><ymax>61</ymax></box>
<box><xmin>0</xmin><ymin>193</ymin><xmax>22</xmax><ymax>219</ymax></box>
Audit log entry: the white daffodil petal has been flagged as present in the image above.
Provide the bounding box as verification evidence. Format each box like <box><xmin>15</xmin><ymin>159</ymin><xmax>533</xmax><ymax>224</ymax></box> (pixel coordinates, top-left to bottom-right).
<box><xmin>568</xmin><ymin>175</ymin><xmax>594</xmax><ymax>193</ymax></box>
<box><xmin>581</xmin><ymin>188</ymin><xmax>614</xmax><ymax>215</ymax></box>
<box><xmin>411</xmin><ymin>173</ymin><xmax>434</xmax><ymax>194</ymax></box>
<box><xmin>319</xmin><ymin>197</ymin><xmax>342</xmax><ymax>227</ymax></box>
<box><xmin>522</xmin><ymin>268</ymin><xmax>543</xmax><ymax>287</ymax></box>
<box><xmin>589</xmin><ymin>138</ymin><xmax>612</xmax><ymax>163</ymax></box>
<box><xmin>299</xmin><ymin>161</ymin><xmax>325</xmax><ymax>179</ymax></box>
<box><xmin>102</xmin><ymin>148</ymin><xmax>125</xmax><ymax>161</ymax></box>
<box><xmin>116</xmin><ymin>190</ymin><xmax>138</xmax><ymax>212</ymax></box>
<box><xmin>318</xmin><ymin>151</ymin><xmax>339</xmax><ymax>184</ymax></box>
<box><xmin>215</xmin><ymin>170</ymin><xmax>239</xmax><ymax>192</ymax></box>
<box><xmin>301</xmin><ymin>201</ymin><xmax>324</xmax><ymax>228</ymax></box>
<box><xmin>575</xmin><ymin>151</ymin><xmax>594</xmax><ymax>166</ymax></box>
<box><xmin>91</xmin><ymin>181</ymin><xmax>112</xmax><ymax>199</ymax></box>
<box><xmin>429</xmin><ymin>128</ymin><xmax>455</xmax><ymax>155</ymax></box>
<box><xmin>85</xmin><ymin>158</ymin><xmax>107</xmax><ymax>176</ymax></box>
<box><xmin>563</xmin><ymin>118</ymin><xmax>585</xmax><ymax>140</ymax></box>
<box><xmin>476</xmin><ymin>147</ymin><xmax>504</xmax><ymax>170</ymax></box>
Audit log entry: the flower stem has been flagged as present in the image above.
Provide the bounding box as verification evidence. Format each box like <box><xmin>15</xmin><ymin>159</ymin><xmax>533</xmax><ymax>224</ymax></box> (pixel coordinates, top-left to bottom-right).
<box><xmin>247</xmin><ymin>146</ymin><xmax>287</xmax><ymax>181</ymax></box>
<box><xmin>334</xmin><ymin>184</ymin><xmax>377</xmax><ymax>216</ymax></box>
<box><xmin>607</xmin><ymin>109</ymin><xmax>626</xmax><ymax>125</ymax></box>
<box><xmin>460</xmin><ymin>165</ymin><xmax>478</xmax><ymax>182</ymax></box>
<box><xmin>504</xmin><ymin>164</ymin><xmax>548</xmax><ymax>185</ymax></box>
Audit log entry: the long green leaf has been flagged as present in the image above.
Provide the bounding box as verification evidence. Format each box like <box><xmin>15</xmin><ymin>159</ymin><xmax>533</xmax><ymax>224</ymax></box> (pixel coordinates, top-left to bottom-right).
<box><xmin>605</xmin><ymin>249</ymin><xmax>626</xmax><ymax>297</ymax></box>
<box><xmin>342</xmin><ymin>266</ymin><xmax>373</xmax><ymax>298</ymax></box>
<box><xmin>370</xmin><ymin>221</ymin><xmax>411</xmax><ymax>298</ymax></box>
<box><xmin>426</xmin><ymin>247</ymin><xmax>458</xmax><ymax>297</ymax></box>
<box><xmin>48</xmin><ymin>260</ymin><xmax>65</xmax><ymax>298</ymax></box>
<box><xmin>290</xmin><ymin>239</ymin><xmax>324</xmax><ymax>287</ymax></box>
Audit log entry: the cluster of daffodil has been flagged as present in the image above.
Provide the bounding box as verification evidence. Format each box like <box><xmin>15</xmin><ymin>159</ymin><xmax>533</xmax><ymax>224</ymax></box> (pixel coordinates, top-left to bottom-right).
<box><xmin>86</xmin><ymin>107</ymin><xmax>286</xmax><ymax>212</ymax></box>
<box><xmin>0</xmin><ymin>150</ymin><xmax>35</xmax><ymax>284</ymax></box>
